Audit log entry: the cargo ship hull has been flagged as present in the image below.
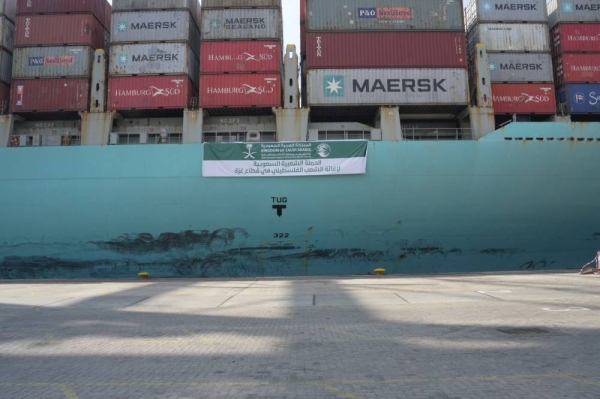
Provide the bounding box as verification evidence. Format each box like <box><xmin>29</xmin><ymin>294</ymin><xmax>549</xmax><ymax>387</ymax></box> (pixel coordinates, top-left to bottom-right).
<box><xmin>1</xmin><ymin>122</ymin><xmax>599</xmax><ymax>279</ymax></box>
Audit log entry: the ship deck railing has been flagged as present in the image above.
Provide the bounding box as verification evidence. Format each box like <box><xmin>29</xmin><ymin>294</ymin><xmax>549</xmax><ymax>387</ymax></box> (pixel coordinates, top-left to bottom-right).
<box><xmin>401</xmin><ymin>128</ymin><xmax>474</xmax><ymax>141</ymax></box>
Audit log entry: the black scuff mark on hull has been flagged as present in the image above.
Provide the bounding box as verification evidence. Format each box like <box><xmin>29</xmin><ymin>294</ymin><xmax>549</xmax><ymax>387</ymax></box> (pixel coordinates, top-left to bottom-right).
<box><xmin>480</xmin><ymin>248</ymin><xmax>523</xmax><ymax>256</ymax></box>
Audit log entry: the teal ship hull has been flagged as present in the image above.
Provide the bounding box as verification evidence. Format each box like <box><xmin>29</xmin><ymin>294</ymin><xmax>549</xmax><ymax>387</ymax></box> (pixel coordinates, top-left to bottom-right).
<box><xmin>1</xmin><ymin>122</ymin><xmax>599</xmax><ymax>279</ymax></box>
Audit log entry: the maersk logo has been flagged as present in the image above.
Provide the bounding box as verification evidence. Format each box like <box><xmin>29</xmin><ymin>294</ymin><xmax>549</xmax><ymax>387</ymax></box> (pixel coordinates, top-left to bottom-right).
<box><xmin>117</xmin><ymin>22</ymin><xmax>128</xmax><ymax>32</ymax></box>
<box><xmin>482</xmin><ymin>2</ymin><xmax>493</xmax><ymax>11</ymax></box>
<box><xmin>493</xmin><ymin>3</ymin><xmax>537</xmax><ymax>10</ymax></box>
<box><xmin>210</xmin><ymin>19</ymin><xmax>222</xmax><ymax>30</ymax></box>
<box><xmin>562</xmin><ymin>2</ymin><xmax>574</xmax><ymax>13</ymax></box>
<box><xmin>489</xmin><ymin>62</ymin><xmax>497</xmax><ymax>71</ymax></box>
<box><xmin>117</xmin><ymin>54</ymin><xmax>128</xmax><ymax>65</ymax></box>
<box><xmin>323</xmin><ymin>75</ymin><xmax>345</xmax><ymax>97</ymax></box>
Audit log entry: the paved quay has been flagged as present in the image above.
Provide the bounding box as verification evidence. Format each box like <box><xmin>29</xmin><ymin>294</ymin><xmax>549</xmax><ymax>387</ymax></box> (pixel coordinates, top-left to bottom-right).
<box><xmin>0</xmin><ymin>272</ymin><xmax>599</xmax><ymax>399</ymax></box>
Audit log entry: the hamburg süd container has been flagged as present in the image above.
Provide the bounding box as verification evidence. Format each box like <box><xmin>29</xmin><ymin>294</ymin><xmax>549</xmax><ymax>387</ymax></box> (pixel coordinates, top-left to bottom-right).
<box><xmin>109</xmin><ymin>43</ymin><xmax>199</xmax><ymax>86</ymax></box>
<box><xmin>15</xmin><ymin>14</ymin><xmax>105</xmax><ymax>49</ymax></box>
<box><xmin>548</xmin><ymin>0</ymin><xmax>600</xmax><ymax>28</ymax></box>
<box><xmin>16</xmin><ymin>0</ymin><xmax>108</xmax><ymax>29</ymax></box>
<box><xmin>555</xmin><ymin>54</ymin><xmax>600</xmax><ymax>84</ymax></box>
<box><xmin>0</xmin><ymin>17</ymin><xmax>14</xmax><ymax>52</ymax></box>
<box><xmin>12</xmin><ymin>46</ymin><xmax>95</xmax><ymax>79</ymax></box>
<box><xmin>551</xmin><ymin>24</ymin><xmax>600</xmax><ymax>55</ymax></box>
<box><xmin>307</xmin><ymin>69</ymin><xmax>468</xmax><ymax>106</ymax></box>
<box><xmin>108</xmin><ymin>75</ymin><xmax>194</xmax><ymax>110</ymax></box>
<box><xmin>111</xmin><ymin>11</ymin><xmax>200</xmax><ymax>54</ymax></box>
<box><xmin>0</xmin><ymin>48</ymin><xmax>10</xmax><ymax>84</ymax></box>
<box><xmin>202</xmin><ymin>0</ymin><xmax>281</xmax><ymax>8</ymax></box>
<box><xmin>305</xmin><ymin>32</ymin><xmax>467</xmax><ymax>69</ymax></box>
<box><xmin>200</xmin><ymin>74</ymin><xmax>281</xmax><ymax>108</ymax></box>
<box><xmin>467</xmin><ymin>23</ymin><xmax>550</xmax><ymax>52</ymax></box>
<box><xmin>0</xmin><ymin>0</ymin><xmax>16</xmax><ymax>22</ymax></box>
<box><xmin>11</xmin><ymin>78</ymin><xmax>90</xmax><ymax>112</ymax></box>
<box><xmin>491</xmin><ymin>84</ymin><xmax>557</xmax><ymax>114</ymax></box>
<box><xmin>200</xmin><ymin>41</ymin><xmax>281</xmax><ymax>74</ymax></box>
<box><xmin>558</xmin><ymin>83</ymin><xmax>600</xmax><ymax>114</ymax></box>
<box><xmin>465</xmin><ymin>0</ymin><xmax>548</xmax><ymax>29</ymax></box>
<box><xmin>201</xmin><ymin>9</ymin><xmax>281</xmax><ymax>41</ymax></box>
<box><xmin>305</xmin><ymin>0</ymin><xmax>464</xmax><ymax>32</ymax></box>
<box><xmin>488</xmin><ymin>53</ymin><xmax>554</xmax><ymax>83</ymax></box>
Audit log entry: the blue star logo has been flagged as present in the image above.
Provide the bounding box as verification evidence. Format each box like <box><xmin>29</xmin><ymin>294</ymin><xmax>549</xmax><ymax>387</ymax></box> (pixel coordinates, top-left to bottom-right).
<box><xmin>562</xmin><ymin>2</ymin><xmax>574</xmax><ymax>13</ymax></box>
<box><xmin>117</xmin><ymin>22</ymin><xmax>128</xmax><ymax>32</ymax></box>
<box><xmin>117</xmin><ymin>54</ymin><xmax>128</xmax><ymax>65</ymax></box>
<box><xmin>323</xmin><ymin>75</ymin><xmax>345</xmax><ymax>97</ymax></box>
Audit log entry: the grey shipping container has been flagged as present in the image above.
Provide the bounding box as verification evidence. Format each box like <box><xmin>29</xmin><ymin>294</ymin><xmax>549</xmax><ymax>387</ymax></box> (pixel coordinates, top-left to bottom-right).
<box><xmin>112</xmin><ymin>0</ymin><xmax>199</xmax><ymax>23</ymax></box>
<box><xmin>305</xmin><ymin>0</ymin><xmax>464</xmax><ymax>32</ymax></box>
<box><xmin>0</xmin><ymin>17</ymin><xmax>13</xmax><ymax>52</ymax></box>
<box><xmin>468</xmin><ymin>24</ymin><xmax>550</xmax><ymax>52</ymax></box>
<box><xmin>12</xmin><ymin>46</ymin><xmax>95</xmax><ymax>79</ymax></box>
<box><xmin>548</xmin><ymin>0</ymin><xmax>600</xmax><ymax>28</ymax></box>
<box><xmin>202</xmin><ymin>0</ymin><xmax>281</xmax><ymax>8</ymax></box>
<box><xmin>111</xmin><ymin>11</ymin><xmax>200</xmax><ymax>55</ymax></box>
<box><xmin>0</xmin><ymin>0</ymin><xmax>15</xmax><ymax>22</ymax></box>
<box><xmin>0</xmin><ymin>48</ymin><xmax>10</xmax><ymax>84</ymax></box>
<box><xmin>109</xmin><ymin>43</ymin><xmax>199</xmax><ymax>86</ymax></box>
<box><xmin>201</xmin><ymin>9</ymin><xmax>281</xmax><ymax>41</ymax></box>
<box><xmin>465</xmin><ymin>0</ymin><xmax>548</xmax><ymax>29</ymax></box>
<box><xmin>307</xmin><ymin>69</ymin><xmax>468</xmax><ymax>106</ymax></box>
<box><xmin>487</xmin><ymin>53</ymin><xmax>554</xmax><ymax>83</ymax></box>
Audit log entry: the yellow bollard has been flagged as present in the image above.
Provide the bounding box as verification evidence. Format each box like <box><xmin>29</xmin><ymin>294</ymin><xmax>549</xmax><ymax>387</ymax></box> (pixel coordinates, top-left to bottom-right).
<box><xmin>138</xmin><ymin>272</ymin><xmax>150</xmax><ymax>280</ymax></box>
<box><xmin>374</xmin><ymin>268</ymin><xmax>386</xmax><ymax>276</ymax></box>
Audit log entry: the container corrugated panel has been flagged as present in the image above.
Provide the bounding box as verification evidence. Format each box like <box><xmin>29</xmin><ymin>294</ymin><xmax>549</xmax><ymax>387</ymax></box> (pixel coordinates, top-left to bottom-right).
<box><xmin>0</xmin><ymin>17</ymin><xmax>14</xmax><ymax>52</ymax></box>
<box><xmin>200</xmin><ymin>41</ymin><xmax>282</xmax><ymax>74</ymax></box>
<box><xmin>306</xmin><ymin>0</ymin><xmax>464</xmax><ymax>32</ymax></box>
<box><xmin>108</xmin><ymin>75</ymin><xmax>194</xmax><ymax>110</ymax></box>
<box><xmin>551</xmin><ymin>24</ymin><xmax>600</xmax><ymax>55</ymax></box>
<box><xmin>0</xmin><ymin>0</ymin><xmax>16</xmax><ymax>22</ymax></box>
<box><xmin>15</xmin><ymin>15</ymin><xmax>105</xmax><ymax>49</ymax></box>
<box><xmin>109</xmin><ymin>43</ymin><xmax>199</xmax><ymax>86</ymax></box>
<box><xmin>12</xmin><ymin>46</ymin><xmax>94</xmax><ymax>79</ymax></box>
<box><xmin>202</xmin><ymin>0</ymin><xmax>280</xmax><ymax>8</ymax></box>
<box><xmin>307</xmin><ymin>69</ymin><xmax>468</xmax><ymax>106</ymax></box>
<box><xmin>200</xmin><ymin>74</ymin><xmax>281</xmax><ymax>108</ymax></box>
<box><xmin>305</xmin><ymin>32</ymin><xmax>467</xmax><ymax>69</ymax></box>
<box><xmin>555</xmin><ymin>54</ymin><xmax>600</xmax><ymax>84</ymax></box>
<box><xmin>558</xmin><ymin>83</ymin><xmax>600</xmax><ymax>113</ymax></box>
<box><xmin>0</xmin><ymin>48</ymin><xmax>10</xmax><ymax>83</ymax></box>
<box><xmin>201</xmin><ymin>9</ymin><xmax>281</xmax><ymax>41</ymax></box>
<box><xmin>16</xmin><ymin>0</ymin><xmax>108</xmax><ymax>29</ymax></box>
<box><xmin>491</xmin><ymin>84</ymin><xmax>556</xmax><ymax>114</ymax></box>
<box><xmin>300</xmin><ymin>0</ymin><xmax>306</xmax><ymax>22</ymax></box>
<box><xmin>104</xmin><ymin>2</ymin><xmax>112</xmax><ymax>32</ymax></box>
<box><xmin>468</xmin><ymin>23</ymin><xmax>550</xmax><ymax>52</ymax></box>
<box><xmin>548</xmin><ymin>0</ymin><xmax>600</xmax><ymax>28</ymax></box>
<box><xmin>111</xmin><ymin>11</ymin><xmax>200</xmax><ymax>53</ymax></box>
<box><xmin>465</xmin><ymin>0</ymin><xmax>547</xmax><ymax>28</ymax></box>
<box><xmin>11</xmin><ymin>78</ymin><xmax>90</xmax><ymax>112</ymax></box>
<box><xmin>488</xmin><ymin>53</ymin><xmax>553</xmax><ymax>83</ymax></box>
<box><xmin>0</xmin><ymin>81</ymin><xmax>8</xmax><ymax>109</ymax></box>
<box><xmin>112</xmin><ymin>0</ymin><xmax>199</xmax><ymax>23</ymax></box>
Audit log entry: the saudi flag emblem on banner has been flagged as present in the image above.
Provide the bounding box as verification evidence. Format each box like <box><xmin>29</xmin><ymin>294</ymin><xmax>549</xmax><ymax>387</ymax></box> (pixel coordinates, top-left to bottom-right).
<box><xmin>203</xmin><ymin>141</ymin><xmax>368</xmax><ymax>178</ymax></box>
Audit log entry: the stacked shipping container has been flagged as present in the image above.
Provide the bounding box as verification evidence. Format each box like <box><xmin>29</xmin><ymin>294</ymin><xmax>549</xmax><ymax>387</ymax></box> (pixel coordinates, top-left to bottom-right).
<box><xmin>108</xmin><ymin>0</ymin><xmax>200</xmax><ymax>111</ymax></box>
<box><xmin>199</xmin><ymin>0</ymin><xmax>283</xmax><ymax>110</ymax></box>
<box><xmin>302</xmin><ymin>0</ymin><xmax>469</xmax><ymax>113</ymax></box>
<box><xmin>0</xmin><ymin>0</ymin><xmax>15</xmax><ymax>111</ymax></box>
<box><xmin>466</xmin><ymin>0</ymin><xmax>556</xmax><ymax>115</ymax></box>
<box><xmin>10</xmin><ymin>0</ymin><xmax>110</xmax><ymax>113</ymax></box>
<box><xmin>549</xmin><ymin>0</ymin><xmax>600</xmax><ymax>115</ymax></box>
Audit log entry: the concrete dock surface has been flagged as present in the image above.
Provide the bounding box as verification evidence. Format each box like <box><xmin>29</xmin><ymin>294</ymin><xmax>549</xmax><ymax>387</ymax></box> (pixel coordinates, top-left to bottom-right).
<box><xmin>0</xmin><ymin>272</ymin><xmax>599</xmax><ymax>398</ymax></box>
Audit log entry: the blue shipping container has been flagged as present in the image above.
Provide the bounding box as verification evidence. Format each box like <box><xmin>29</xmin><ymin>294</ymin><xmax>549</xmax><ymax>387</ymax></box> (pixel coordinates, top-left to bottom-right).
<box><xmin>558</xmin><ymin>84</ymin><xmax>600</xmax><ymax>114</ymax></box>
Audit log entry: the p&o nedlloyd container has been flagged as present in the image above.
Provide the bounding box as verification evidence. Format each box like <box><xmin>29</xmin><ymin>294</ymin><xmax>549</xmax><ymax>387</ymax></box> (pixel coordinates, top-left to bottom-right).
<box><xmin>548</xmin><ymin>0</ymin><xmax>600</xmax><ymax>28</ymax></box>
<box><xmin>109</xmin><ymin>43</ymin><xmax>199</xmax><ymax>86</ymax></box>
<box><xmin>12</xmin><ymin>46</ymin><xmax>95</xmax><ymax>79</ymax></box>
<box><xmin>307</xmin><ymin>69</ymin><xmax>469</xmax><ymax>107</ymax></box>
<box><xmin>200</xmin><ymin>9</ymin><xmax>281</xmax><ymax>41</ymax></box>
<box><xmin>305</xmin><ymin>0</ymin><xmax>464</xmax><ymax>32</ymax></box>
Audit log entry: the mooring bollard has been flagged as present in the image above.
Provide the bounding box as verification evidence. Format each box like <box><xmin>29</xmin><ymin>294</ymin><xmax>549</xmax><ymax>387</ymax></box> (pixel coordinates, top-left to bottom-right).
<box><xmin>374</xmin><ymin>268</ymin><xmax>386</xmax><ymax>276</ymax></box>
<box><xmin>138</xmin><ymin>272</ymin><xmax>150</xmax><ymax>280</ymax></box>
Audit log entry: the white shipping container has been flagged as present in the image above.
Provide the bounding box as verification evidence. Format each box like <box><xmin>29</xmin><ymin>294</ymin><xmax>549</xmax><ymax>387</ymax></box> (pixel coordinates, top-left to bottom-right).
<box><xmin>201</xmin><ymin>9</ymin><xmax>281</xmax><ymax>41</ymax></box>
<box><xmin>112</xmin><ymin>0</ymin><xmax>199</xmax><ymax>23</ymax></box>
<box><xmin>307</xmin><ymin>69</ymin><xmax>468</xmax><ymax>106</ymax></box>
<box><xmin>109</xmin><ymin>43</ymin><xmax>198</xmax><ymax>85</ymax></box>
<box><xmin>465</xmin><ymin>0</ymin><xmax>548</xmax><ymax>29</ymax></box>
<box><xmin>468</xmin><ymin>23</ymin><xmax>550</xmax><ymax>52</ymax></box>
<box><xmin>487</xmin><ymin>53</ymin><xmax>554</xmax><ymax>83</ymax></box>
<box><xmin>548</xmin><ymin>0</ymin><xmax>600</xmax><ymax>28</ymax></box>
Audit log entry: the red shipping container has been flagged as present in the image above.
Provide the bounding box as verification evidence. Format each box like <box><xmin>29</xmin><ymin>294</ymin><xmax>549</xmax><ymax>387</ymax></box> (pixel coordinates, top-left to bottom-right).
<box><xmin>301</xmin><ymin>22</ymin><xmax>306</xmax><ymax>55</ymax></box>
<box><xmin>551</xmin><ymin>24</ymin><xmax>600</xmax><ymax>55</ymax></box>
<box><xmin>104</xmin><ymin>2</ymin><xmax>112</xmax><ymax>32</ymax></box>
<box><xmin>200</xmin><ymin>74</ymin><xmax>281</xmax><ymax>108</ymax></box>
<box><xmin>492</xmin><ymin>84</ymin><xmax>557</xmax><ymax>115</ymax></box>
<box><xmin>15</xmin><ymin>14</ymin><xmax>105</xmax><ymax>49</ymax></box>
<box><xmin>555</xmin><ymin>54</ymin><xmax>600</xmax><ymax>84</ymax></box>
<box><xmin>305</xmin><ymin>32</ymin><xmax>467</xmax><ymax>69</ymax></box>
<box><xmin>201</xmin><ymin>41</ymin><xmax>282</xmax><ymax>74</ymax></box>
<box><xmin>108</xmin><ymin>76</ymin><xmax>194</xmax><ymax>111</ymax></box>
<box><xmin>16</xmin><ymin>0</ymin><xmax>108</xmax><ymax>29</ymax></box>
<box><xmin>11</xmin><ymin>78</ymin><xmax>90</xmax><ymax>112</ymax></box>
<box><xmin>300</xmin><ymin>0</ymin><xmax>306</xmax><ymax>23</ymax></box>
